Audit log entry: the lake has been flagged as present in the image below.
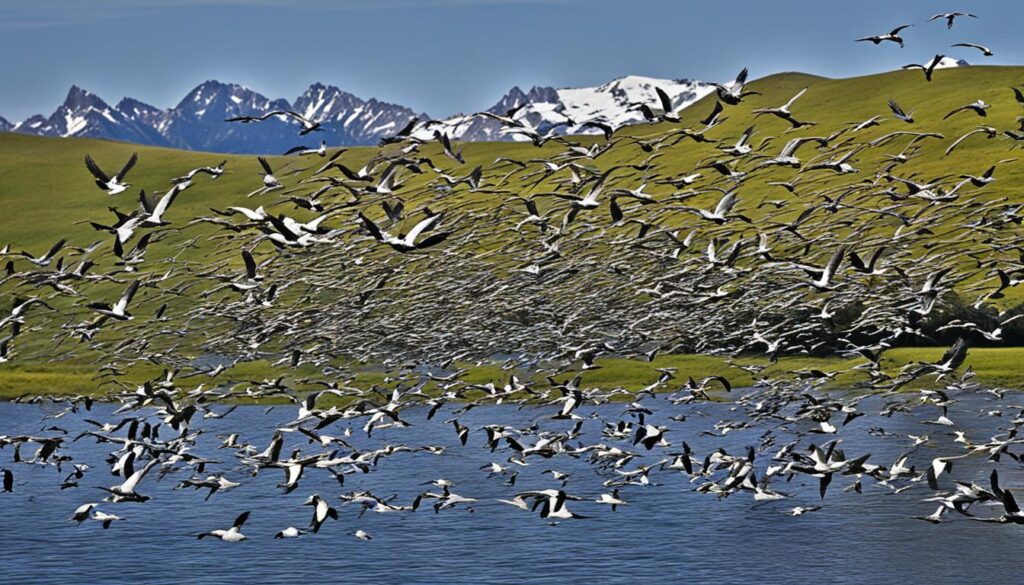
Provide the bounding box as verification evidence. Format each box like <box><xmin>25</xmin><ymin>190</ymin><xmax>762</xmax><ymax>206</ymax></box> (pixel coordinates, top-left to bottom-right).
<box><xmin>0</xmin><ymin>391</ymin><xmax>1021</xmax><ymax>584</ymax></box>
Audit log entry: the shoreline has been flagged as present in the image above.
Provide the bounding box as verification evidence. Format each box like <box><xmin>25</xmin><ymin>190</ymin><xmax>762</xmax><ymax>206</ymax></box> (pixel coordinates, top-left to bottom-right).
<box><xmin>3</xmin><ymin>346</ymin><xmax>1021</xmax><ymax>402</ymax></box>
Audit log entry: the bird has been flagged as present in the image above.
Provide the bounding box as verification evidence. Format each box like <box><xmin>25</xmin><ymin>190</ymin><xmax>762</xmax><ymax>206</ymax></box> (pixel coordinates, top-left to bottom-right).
<box><xmin>358</xmin><ymin>211</ymin><xmax>450</xmax><ymax>252</ymax></box>
<box><xmin>84</xmin><ymin>153</ymin><xmax>137</xmax><ymax>195</ymax></box>
<box><xmin>902</xmin><ymin>55</ymin><xmax>945</xmax><ymax>82</ymax></box>
<box><xmin>197</xmin><ymin>511</ymin><xmax>251</xmax><ymax>542</ymax></box>
<box><xmin>888</xmin><ymin>99</ymin><xmax>915</xmax><ymax>123</ymax></box>
<box><xmin>274</xmin><ymin>526</ymin><xmax>309</xmax><ymax>539</ymax></box>
<box><xmin>69</xmin><ymin>502</ymin><xmax>97</xmax><ymax>524</ymax></box>
<box><xmin>856</xmin><ymin>25</ymin><xmax>912</xmax><ymax>48</ymax></box>
<box><xmin>712</xmin><ymin>68</ymin><xmax>759</xmax><ymax>105</ymax></box>
<box><xmin>929</xmin><ymin>12</ymin><xmax>977</xmax><ymax>29</ymax></box>
<box><xmin>226</xmin><ymin>110</ymin><xmax>322</xmax><ymax>135</ymax></box>
<box><xmin>171</xmin><ymin>160</ymin><xmax>227</xmax><ymax>183</ymax></box>
<box><xmin>952</xmin><ymin>42</ymin><xmax>993</xmax><ymax>56</ymax></box>
<box><xmin>255</xmin><ymin>157</ymin><xmax>283</xmax><ymax>193</ymax></box>
<box><xmin>943</xmin><ymin>100</ymin><xmax>990</xmax><ymax>119</ymax></box>
<box><xmin>88</xmin><ymin>280</ymin><xmax>140</xmax><ymax>321</ymax></box>
<box><xmin>18</xmin><ymin>239</ymin><xmax>66</xmax><ymax>267</ymax></box>
<box><xmin>304</xmin><ymin>493</ymin><xmax>339</xmax><ymax>533</ymax></box>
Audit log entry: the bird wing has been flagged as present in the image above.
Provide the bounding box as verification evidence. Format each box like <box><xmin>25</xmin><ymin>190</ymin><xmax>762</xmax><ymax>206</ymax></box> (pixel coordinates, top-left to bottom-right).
<box><xmin>406</xmin><ymin>213</ymin><xmax>442</xmax><ymax>245</ymax></box>
<box><xmin>120</xmin><ymin>458</ymin><xmax>157</xmax><ymax>493</ymax></box>
<box><xmin>939</xmin><ymin>337</ymin><xmax>968</xmax><ymax>369</ymax></box>
<box><xmin>823</xmin><ymin>247</ymin><xmax>846</xmax><ymax>280</ymax></box>
<box><xmin>233</xmin><ymin>510</ymin><xmax>251</xmax><ymax>529</ymax></box>
<box><xmin>115</xmin><ymin>280</ymin><xmax>140</xmax><ymax>313</ymax></box>
<box><xmin>151</xmin><ymin>186</ymin><xmax>181</xmax><ymax>218</ymax></box>
<box><xmin>279</xmin><ymin>110</ymin><xmax>315</xmax><ymax>126</ymax></box>
<box><xmin>266</xmin><ymin>215</ymin><xmax>300</xmax><ymax>241</ymax></box>
<box><xmin>84</xmin><ymin>155</ymin><xmax>110</xmax><ymax>183</ymax></box>
<box><xmin>714</xmin><ymin>190</ymin><xmax>737</xmax><ymax>216</ymax></box>
<box><xmin>241</xmin><ymin>249</ymin><xmax>258</xmax><ymax>280</ymax></box>
<box><xmin>887</xmin><ymin>99</ymin><xmax>906</xmax><ymax>117</ymax></box>
<box><xmin>114</xmin><ymin>152</ymin><xmax>138</xmax><ymax>182</ymax></box>
<box><xmin>734</xmin><ymin>67</ymin><xmax>749</xmax><ymax>87</ymax></box>
<box><xmin>655</xmin><ymin>87</ymin><xmax>674</xmax><ymax>115</ymax></box>
<box><xmin>358</xmin><ymin>212</ymin><xmax>385</xmax><ymax>242</ymax></box>
<box><xmin>395</xmin><ymin>117</ymin><xmax>418</xmax><ymax>137</ymax></box>
<box><xmin>414</xmin><ymin>231</ymin><xmax>450</xmax><ymax>250</ymax></box>
<box><xmin>257</xmin><ymin>156</ymin><xmax>274</xmax><ymax>175</ymax></box>
<box><xmin>943</xmin><ymin>105</ymin><xmax>967</xmax><ymax>120</ymax></box>
<box><xmin>783</xmin><ymin>87</ymin><xmax>808</xmax><ymax>109</ymax></box>
<box><xmin>702</xmin><ymin>101</ymin><xmax>725</xmax><ymax>126</ymax></box>
<box><xmin>44</xmin><ymin>239</ymin><xmax>67</xmax><ymax>261</ymax></box>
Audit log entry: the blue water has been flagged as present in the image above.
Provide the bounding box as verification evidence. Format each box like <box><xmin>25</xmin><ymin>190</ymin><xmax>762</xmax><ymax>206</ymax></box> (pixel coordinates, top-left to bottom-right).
<box><xmin>0</xmin><ymin>392</ymin><xmax>1021</xmax><ymax>584</ymax></box>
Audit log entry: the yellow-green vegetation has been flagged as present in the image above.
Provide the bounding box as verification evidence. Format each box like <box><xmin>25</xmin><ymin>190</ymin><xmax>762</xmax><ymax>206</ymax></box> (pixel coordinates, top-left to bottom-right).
<box><xmin>4</xmin><ymin>66</ymin><xmax>1024</xmax><ymax>399</ymax></box>
<box><xmin>3</xmin><ymin>347</ymin><xmax>1022</xmax><ymax>401</ymax></box>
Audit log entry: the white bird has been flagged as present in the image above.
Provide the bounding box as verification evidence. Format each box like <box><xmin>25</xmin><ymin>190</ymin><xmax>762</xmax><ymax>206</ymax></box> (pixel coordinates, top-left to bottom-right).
<box><xmin>84</xmin><ymin>152</ymin><xmax>137</xmax><ymax>195</ymax></box>
<box><xmin>359</xmin><ymin>212</ymin><xmax>450</xmax><ymax>252</ymax></box>
<box><xmin>88</xmin><ymin>280</ymin><xmax>140</xmax><ymax>321</ymax></box>
<box><xmin>197</xmin><ymin>511</ymin><xmax>251</xmax><ymax>542</ymax></box>
<box><xmin>90</xmin><ymin>510</ymin><xmax>124</xmax><ymax>529</ymax></box>
<box><xmin>274</xmin><ymin>526</ymin><xmax>309</xmax><ymax>539</ymax></box>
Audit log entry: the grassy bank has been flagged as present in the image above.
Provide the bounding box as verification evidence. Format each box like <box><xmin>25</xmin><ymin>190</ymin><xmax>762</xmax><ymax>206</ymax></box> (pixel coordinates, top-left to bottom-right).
<box><xmin>2</xmin><ymin>347</ymin><xmax>1021</xmax><ymax>402</ymax></box>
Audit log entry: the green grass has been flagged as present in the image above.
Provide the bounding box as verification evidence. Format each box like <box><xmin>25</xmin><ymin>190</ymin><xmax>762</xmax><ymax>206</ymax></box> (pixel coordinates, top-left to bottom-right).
<box><xmin>4</xmin><ymin>65</ymin><xmax>1024</xmax><ymax>399</ymax></box>
<box><xmin>3</xmin><ymin>347</ymin><xmax>1021</xmax><ymax>401</ymax></box>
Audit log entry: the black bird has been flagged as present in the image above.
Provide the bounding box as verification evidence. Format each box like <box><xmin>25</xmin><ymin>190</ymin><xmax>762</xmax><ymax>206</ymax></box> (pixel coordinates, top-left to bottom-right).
<box><xmin>856</xmin><ymin>25</ymin><xmax>912</xmax><ymax>48</ymax></box>
<box><xmin>84</xmin><ymin>152</ymin><xmax>137</xmax><ymax>195</ymax></box>
<box><xmin>929</xmin><ymin>12</ymin><xmax>977</xmax><ymax>30</ymax></box>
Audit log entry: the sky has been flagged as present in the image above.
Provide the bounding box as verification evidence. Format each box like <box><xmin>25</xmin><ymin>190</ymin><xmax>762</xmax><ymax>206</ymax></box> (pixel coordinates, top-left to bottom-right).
<box><xmin>1</xmin><ymin>0</ymin><xmax>1022</xmax><ymax>122</ymax></box>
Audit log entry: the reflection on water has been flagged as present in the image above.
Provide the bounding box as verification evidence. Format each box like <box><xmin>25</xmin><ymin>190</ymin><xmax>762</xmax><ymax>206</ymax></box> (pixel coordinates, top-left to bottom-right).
<box><xmin>0</xmin><ymin>392</ymin><xmax>1022</xmax><ymax>585</ymax></box>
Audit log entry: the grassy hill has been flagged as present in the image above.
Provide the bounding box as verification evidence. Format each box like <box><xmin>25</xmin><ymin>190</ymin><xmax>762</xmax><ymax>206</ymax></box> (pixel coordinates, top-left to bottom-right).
<box><xmin>4</xmin><ymin>65</ymin><xmax>1024</xmax><ymax>398</ymax></box>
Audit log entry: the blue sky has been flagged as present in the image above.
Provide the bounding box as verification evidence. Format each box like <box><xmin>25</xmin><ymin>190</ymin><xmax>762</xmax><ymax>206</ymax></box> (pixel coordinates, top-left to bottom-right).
<box><xmin>0</xmin><ymin>0</ymin><xmax>1020</xmax><ymax>121</ymax></box>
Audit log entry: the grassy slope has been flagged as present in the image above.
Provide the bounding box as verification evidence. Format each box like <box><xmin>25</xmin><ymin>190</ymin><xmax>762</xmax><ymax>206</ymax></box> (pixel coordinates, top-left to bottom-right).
<box><xmin>3</xmin><ymin>65</ymin><xmax>1024</xmax><ymax>397</ymax></box>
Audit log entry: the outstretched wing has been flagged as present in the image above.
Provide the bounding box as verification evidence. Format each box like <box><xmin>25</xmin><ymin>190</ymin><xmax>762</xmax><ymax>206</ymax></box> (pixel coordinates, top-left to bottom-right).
<box><xmin>257</xmin><ymin>156</ymin><xmax>274</xmax><ymax>175</ymax></box>
<box><xmin>655</xmin><ymin>87</ymin><xmax>674</xmax><ymax>115</ymax></box>
<box><xmin>233</xmin><ymin>510</ymin><xmax>251</xmax><ymax>529</ymax></box>
<box><xmin>241</xmin><ymin>249</ymin><xmax>258</xmax><ymax>280</ymax></box>
<box><xmin>84</xmin><ymin>154</ymin><xmax>110</xmax><ymax>183</ymax></box>
<box><xmin>114</xmin><ymin>152</ymin><xmax>138</xmax><ymax>182</ymax></box>
<box><xmin>406</xmin><ymin>213</ymin><xmax>442</xmax><ymax>245</ymax></box>
<box><xmin>358</xmin><ymin>212</ymin><xmax>385</xmax><ymax>241</ymax></box>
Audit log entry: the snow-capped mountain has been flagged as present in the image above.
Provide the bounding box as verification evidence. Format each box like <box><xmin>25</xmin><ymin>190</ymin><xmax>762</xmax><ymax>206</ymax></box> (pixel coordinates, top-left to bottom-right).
<box><xmin>13</xmin><ymin>86</ymin><xmax>168</xmax><ymax>146</ymax></box>
<box><xmin>292</xmin><ymin>83</ymin><xmax>423</xmax><ymax>147</ymax></box>
<box><xmin>0</xmin><ymin>74</ymin><xmax>716</xmax><ymax>152</ymax></box>
<box><xmin>159</xmin><ymin>80</ymin><xmax>296</xmax><ymax>153</ymax></box>
<box><xmin>926</xmin><ymin>56</ymin><xmax>971</xmax><ymax>69</ymax></box>
<box><xmin>4</xmin><ymin>81</ymin><xmax>425</xmax><ymax>154</ymax></box>
<box><xmin>425</xmin><ymin>75</ymin><xmax>716</xmax><ymax>142</ymax></box>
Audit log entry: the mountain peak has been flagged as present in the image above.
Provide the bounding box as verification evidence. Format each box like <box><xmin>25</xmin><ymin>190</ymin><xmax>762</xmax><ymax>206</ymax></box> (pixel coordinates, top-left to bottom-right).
<box><xmin>62</xmin><ymin>85</ymin><xmax>107</xmax><ymax>111</ymax></box>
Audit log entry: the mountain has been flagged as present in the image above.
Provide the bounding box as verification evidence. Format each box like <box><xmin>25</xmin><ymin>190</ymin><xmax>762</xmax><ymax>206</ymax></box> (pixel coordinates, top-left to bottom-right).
<box><xmin>159</xmin><ymin>80</ymin><xmax>297</xmax><ymax>154</ymax></box>
<box><xmin>0</xmin><ymin>115</ymin><xmax>10</xmax><ymax>132</ymax></box>
<box><xmin>292</xmin><ymin>83</ymin><xmax>424</xmax><ymax>146</ymax></box>
<box><xmin>3</xmin><ymin>81</ymin><xmax>425</xmax><ymax>154</ymax></box>
<box><xmin>927</xmin><ymin>56</ymin><xmax>971</xmax><ymax>69</ymax></box>
<box><xmin>425</xmin><ymin>75</ymin><xmax>716</xmax><ymax>142</ymax></box>
<box><xmin>1</xmin><ymin>74</ymin><xmax>719</xmax><ymax>152</ymax></box>
<box><xmin>12</xmin><ymin>86</ymin><xmax>168</xmax><ymax>146</ymax></box>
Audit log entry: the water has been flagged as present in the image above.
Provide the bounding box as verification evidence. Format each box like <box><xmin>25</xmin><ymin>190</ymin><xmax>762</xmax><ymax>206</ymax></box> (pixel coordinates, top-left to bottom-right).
<box><xmin>1</xmin><ymin>392</ymin><xmax>1021</xmax><ymax>584</ymax></box>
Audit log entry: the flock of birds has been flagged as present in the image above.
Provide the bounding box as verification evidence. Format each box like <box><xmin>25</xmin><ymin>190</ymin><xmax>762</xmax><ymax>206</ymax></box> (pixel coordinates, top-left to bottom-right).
<box><xmin>5</xmin><ymin>10</ymin><xmax>1024</xmax><ymax>542</ymax></box>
